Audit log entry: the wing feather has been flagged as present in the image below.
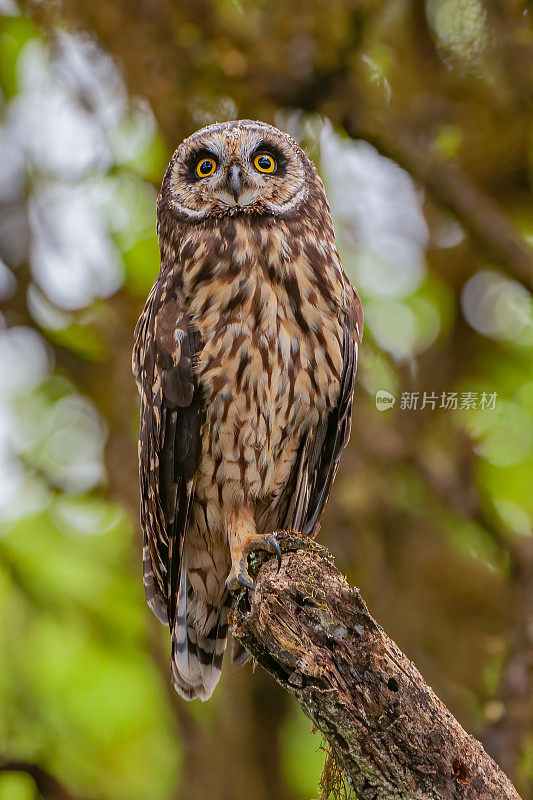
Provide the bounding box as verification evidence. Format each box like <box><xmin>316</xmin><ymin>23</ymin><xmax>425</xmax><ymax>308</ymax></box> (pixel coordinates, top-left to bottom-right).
<box><xmin>133</xmin><ymin>282</ymin><xmax>203</xmax><ymax>627</ymax></box>
<box><xmin>280</xmin><ymin>282</ymin><xmax>363</xmax><ymax>537</ymax></box>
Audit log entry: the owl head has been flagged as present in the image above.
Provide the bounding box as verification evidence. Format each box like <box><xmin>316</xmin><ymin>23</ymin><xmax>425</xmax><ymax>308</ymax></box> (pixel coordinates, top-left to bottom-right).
<box><xmin>160</xmin><ymin>120</ymin><xmax>320</xmax><ymax>221</ymax></box>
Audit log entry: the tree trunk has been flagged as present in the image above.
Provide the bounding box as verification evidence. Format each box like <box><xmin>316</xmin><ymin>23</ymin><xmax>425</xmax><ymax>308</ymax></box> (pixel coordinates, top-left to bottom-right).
<box><xmin>233</xmin><ymin>534</ymin><xmax>522</xmax><ymax>800</ymax></box>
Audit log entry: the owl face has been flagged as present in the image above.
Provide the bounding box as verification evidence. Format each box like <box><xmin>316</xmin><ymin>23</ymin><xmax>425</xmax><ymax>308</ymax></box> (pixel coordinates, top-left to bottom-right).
<box><xmin>162</xmin><ymin>120</ymin><xmax>313</xmax><ymax>220</ymax></box>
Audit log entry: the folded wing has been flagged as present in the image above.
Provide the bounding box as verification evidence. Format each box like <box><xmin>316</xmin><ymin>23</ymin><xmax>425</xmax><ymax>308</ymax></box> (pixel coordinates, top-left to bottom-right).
<box><xmin>277</xmin><ymin>282</ymin><xmax>363</xmax><ymax>537</ymax></box>
<box><xmin>133</xmin><ymin>285</ymin><xmax>203</xmax><ymax>627</ymax></box>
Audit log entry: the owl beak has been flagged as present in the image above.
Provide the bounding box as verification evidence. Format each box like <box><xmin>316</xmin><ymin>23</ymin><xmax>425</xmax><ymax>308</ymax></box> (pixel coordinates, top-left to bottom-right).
<box><xmin>228</xmin><ymin>163</ymin><xmax>243</xmax><ymax>203</ymax></box>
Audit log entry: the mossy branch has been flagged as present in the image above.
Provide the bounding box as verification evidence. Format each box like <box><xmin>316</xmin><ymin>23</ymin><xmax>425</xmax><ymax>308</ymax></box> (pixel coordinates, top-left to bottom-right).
<box><xmin>233</xmin><ymin>533</ymin><xmax>522</xmax><ymax>800</ymax></box>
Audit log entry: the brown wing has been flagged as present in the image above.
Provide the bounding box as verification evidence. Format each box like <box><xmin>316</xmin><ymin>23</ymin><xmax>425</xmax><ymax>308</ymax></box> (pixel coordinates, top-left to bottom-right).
<box><xmin>279</xmin><ymin>282</ymin><xmax>363</xmax><ymax>538</ymax></box>
<box><xmin>133</xmin><ymin>282</ymin><xmax>203</xmax><ymax>627</ymax></box>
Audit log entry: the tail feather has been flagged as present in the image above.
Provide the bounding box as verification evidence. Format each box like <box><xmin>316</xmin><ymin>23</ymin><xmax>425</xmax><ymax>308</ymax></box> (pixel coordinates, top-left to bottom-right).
<box><xmin>231</xmin><ymin>637</ymin><xmax>249</xmax><ymax>667</ymax></box>
<box><xmin>170</xmin><ymin>555</ymin><xmax>230</xmax><ymax>701</ymax></box>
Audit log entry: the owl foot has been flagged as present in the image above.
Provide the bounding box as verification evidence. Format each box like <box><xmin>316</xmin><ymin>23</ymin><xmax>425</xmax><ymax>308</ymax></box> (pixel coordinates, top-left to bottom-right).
<box><xmin>226</xmin><ymin>533</ymin><xmax>282</xmax><ymax>593</ymax></box>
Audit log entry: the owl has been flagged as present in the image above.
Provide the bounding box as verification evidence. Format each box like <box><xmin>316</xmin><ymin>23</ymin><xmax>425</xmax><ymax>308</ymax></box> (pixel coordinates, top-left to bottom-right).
<box><xmin>133</xmin><ymin>120</ymin><xmax>363</xmax><ymax>701</ymax></box>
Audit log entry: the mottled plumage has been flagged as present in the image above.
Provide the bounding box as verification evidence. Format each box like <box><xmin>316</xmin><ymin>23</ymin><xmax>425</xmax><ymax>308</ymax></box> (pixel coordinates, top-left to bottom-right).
<box><xmin>133</xmin><ymin>120</ymin><xmax>363</xmax><ymax>701</ymax></box>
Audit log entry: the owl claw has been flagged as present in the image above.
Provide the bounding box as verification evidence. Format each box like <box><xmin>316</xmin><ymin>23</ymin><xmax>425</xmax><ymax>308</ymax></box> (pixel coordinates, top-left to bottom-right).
<box><xmin>226</xmin><ymin>568</ymin><xmax>254</xmax><ymax>593</ymax></box>
<box><xmin>257</xmin><ymin>533</ymin><xmax>282</xmax><ymax>573</ymax></box>
<box><xmin>226</xmin><ymin>532</ymin><xmax>282</xmax><ymax>593</ymax></box>
<box><xmin>267</xmin><ymin>535</ymin><xmax>282</xmax><ymax>573</ymax></box>
<box><xmin>237</xmin><ymin>574</ymin><xmax>256</xmax><ymax>592</ymax></box>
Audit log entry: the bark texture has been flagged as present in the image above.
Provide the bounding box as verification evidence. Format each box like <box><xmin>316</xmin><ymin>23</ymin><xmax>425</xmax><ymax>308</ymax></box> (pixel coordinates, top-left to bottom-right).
<box><xmin>233</xmin><ymin>534</ymin><xmax>522</xmax><ymax>800</ymax></box>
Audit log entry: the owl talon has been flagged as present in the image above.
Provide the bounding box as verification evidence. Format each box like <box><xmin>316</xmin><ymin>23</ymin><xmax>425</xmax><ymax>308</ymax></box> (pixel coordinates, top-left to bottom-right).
<box><xmin>227</xmin><ymin>532</ymin><xmax>282</xmax><ymax>593</ymax></box>
<box><xmin>255</xmin><ymin>533</ymin><xmax>282</xmax><ymax>572</ymax></box>
<box><xmin>226</xmin><ymin>566</ymin><xmax>255</xmax><ymax>593</ymax></box>
<box><xmin>237</xmin><ymin>574</ymin><xmax>255</xmax><ymax>592</ymax></box>
<box><xmin>267</xmin><ymin>535</ymin><xmax>282</xmax><ymax>573</ymax></box>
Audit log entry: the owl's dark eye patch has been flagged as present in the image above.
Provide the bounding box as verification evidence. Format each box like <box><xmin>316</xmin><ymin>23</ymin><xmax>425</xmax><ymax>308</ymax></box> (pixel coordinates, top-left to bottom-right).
<box><xmin>251</xmin><ymin>143</ymin><xmax>287</xmax><ymax>176</ymax></box>
<box><xmin>186</xmin><ymin>149</ymin><xmax>218</xmax><ymax>181</ymax></box>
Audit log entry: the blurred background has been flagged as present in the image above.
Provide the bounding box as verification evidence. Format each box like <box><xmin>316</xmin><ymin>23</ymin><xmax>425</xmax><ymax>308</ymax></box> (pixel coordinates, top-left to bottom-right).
<box><xmin>0</xmin><ymin>0</ymin><xmax>531</xmax><ymax>798</ymax></box>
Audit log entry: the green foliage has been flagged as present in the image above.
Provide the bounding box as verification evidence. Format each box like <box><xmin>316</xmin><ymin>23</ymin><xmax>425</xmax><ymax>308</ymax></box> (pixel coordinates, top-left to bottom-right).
<box><xmin>0</xmin><ymin>509</ymin><xmax>180</xmax><ymax>800</ymax></box>
<box><xmin>0</xmin><ymin>773</ymin><xmax>37</xmax><ymax>800</ymax></box>
<box><xmin>0</xmin><ymin>14</ymin><xmax>40</xmax><ymax>98</ymax></box>
<box><xmin>281</xmin><ymin>707</ymin><xmax>324</xmax><ymax>798</ymax></box>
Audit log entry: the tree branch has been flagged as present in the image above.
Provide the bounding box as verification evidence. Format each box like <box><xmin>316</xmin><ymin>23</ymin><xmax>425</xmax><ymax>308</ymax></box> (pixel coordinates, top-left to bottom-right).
<box><xmin>0</xmin><ymin>758</ymin><xmax>96</xmax><ymax>800</ymax></box>
<box><xmin>233</xmin><ymin>533</ymin><xmax>522</xmax><ymax>800</ymax></box>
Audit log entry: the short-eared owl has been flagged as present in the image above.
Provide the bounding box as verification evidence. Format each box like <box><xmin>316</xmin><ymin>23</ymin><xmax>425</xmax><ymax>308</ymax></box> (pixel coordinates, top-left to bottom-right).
<box><xmin>133</xmin><ymin>120</ymin><xmax>363</xmax><ymax>701</ymax></box>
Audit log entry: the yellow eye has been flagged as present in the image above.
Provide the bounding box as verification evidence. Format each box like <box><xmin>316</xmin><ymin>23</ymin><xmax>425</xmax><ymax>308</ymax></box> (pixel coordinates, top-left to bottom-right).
<box><xmin>196</xmin><ymin>157</ymin><xmax>217</xmax><ymax>178</ymax></box>
<box><xmin>254</xmin><ymin>153</ymin><xmax>276</xmax><ymax>173</ymax></box>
